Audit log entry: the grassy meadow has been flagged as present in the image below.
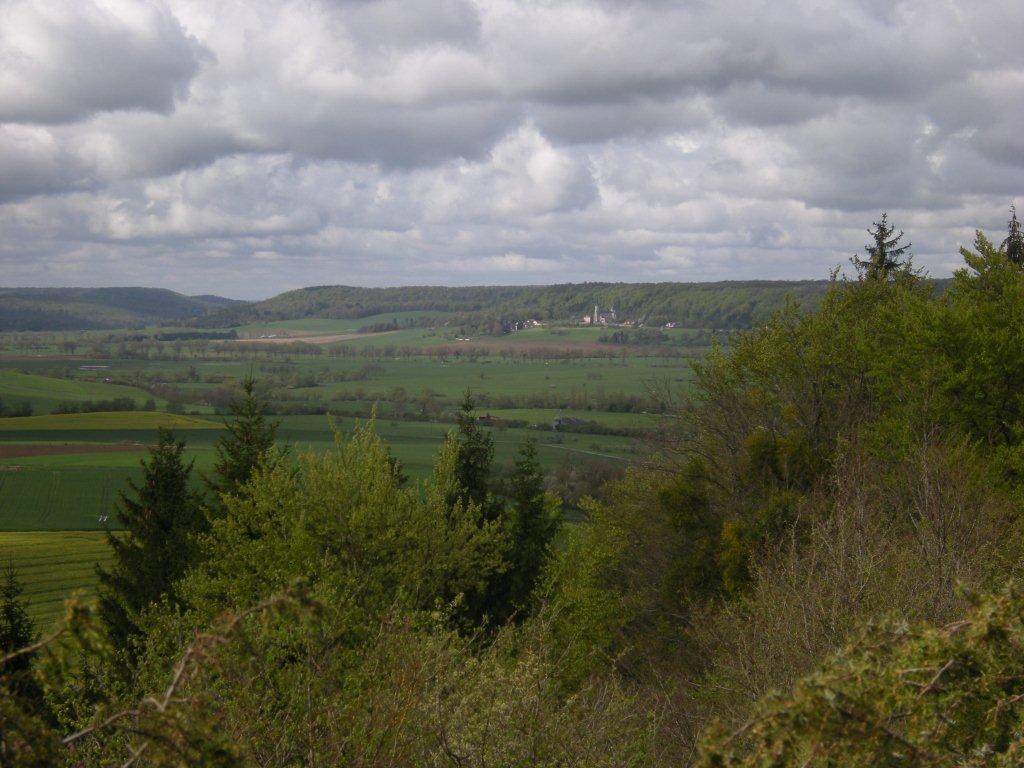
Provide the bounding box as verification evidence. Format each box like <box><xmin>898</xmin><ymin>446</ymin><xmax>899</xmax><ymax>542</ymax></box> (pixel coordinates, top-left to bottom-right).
<box><xmin>0</xmin><ymin>369</ymin><xmax>164</xmax><ymax>413</ymax></box>
<box><xmin>0</xmin><ymin>531</ymin><xmax>112</xmax><ymax>627</ymax></box>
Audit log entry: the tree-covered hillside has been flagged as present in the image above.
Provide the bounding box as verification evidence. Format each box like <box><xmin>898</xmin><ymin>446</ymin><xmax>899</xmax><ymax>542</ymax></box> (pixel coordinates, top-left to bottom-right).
<box><xmin>0</xmin><ymin>288</ymin><xmax>241</xmax><ymax>331</ymax></box>
<box><xmin>204</xmin><ymin>280</ymin><xmax>831</xmax><ymax>330</ymax></box>
<box><xmin>2</xmin><ymin>281</ymin><xmax>835</xmax><ymax>334</ymax></box>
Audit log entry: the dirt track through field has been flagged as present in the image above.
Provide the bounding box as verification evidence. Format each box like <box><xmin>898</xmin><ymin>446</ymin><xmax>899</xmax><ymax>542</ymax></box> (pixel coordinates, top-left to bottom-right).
<box><xmin>0</xmin><ymin>443</ymin><xmax>146</xmax><ymax>459</ymax></box>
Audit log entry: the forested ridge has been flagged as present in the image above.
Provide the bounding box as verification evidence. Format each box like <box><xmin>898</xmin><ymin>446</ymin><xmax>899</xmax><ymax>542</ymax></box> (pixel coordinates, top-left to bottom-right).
<box><xmin>0</xmin><ymin>288</ymin><xmax>241</xmax><ymax>332</ymax></box>
<box><xmin>2</xmin><ymin>280</ymin><xmax>835</xmax><ymax>333</ymax></box>
<box><xmin>203</xmin><ymin>280</ymin><xmax>833</xmax><ymax>329</ymax></box>
<box><xmin>7</xmin><ymin>211</ymin><xmax>1024</xmax><ymax>766</ymax></box>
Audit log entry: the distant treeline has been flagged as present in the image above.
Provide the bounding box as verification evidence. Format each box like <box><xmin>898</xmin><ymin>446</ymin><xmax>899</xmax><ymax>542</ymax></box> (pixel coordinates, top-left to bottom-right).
<box><xmin>0</xmin><ymin>397</ymin><xmax>33</xmax><ymax>417</ymax></box>
<box><xmin>114</xmin><ymin>330</ymin><xmax>238</xmax><ymax>342</ymax></box>
<box><xmin>52</xmin><ymin>397</ymin><xmax>155</xmax><ymax>415</ymax></box>
<box><xmin>154</xmin><ymin>330</ymin><xmax>238</xmax><ymax>341</ymax></box>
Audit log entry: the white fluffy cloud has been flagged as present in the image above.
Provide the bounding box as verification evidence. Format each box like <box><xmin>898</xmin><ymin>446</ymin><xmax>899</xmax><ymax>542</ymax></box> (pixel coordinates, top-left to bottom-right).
<box><xmin>0</xmin><ymin>0</ymin><xmax>1021</xmax><ymax>297</ymax></box>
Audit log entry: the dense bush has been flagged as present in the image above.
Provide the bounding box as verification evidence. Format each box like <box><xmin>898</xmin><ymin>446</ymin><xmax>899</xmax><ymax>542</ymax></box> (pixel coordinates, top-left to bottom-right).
<box><xmin>52</xmin><ymin>396</ymin><xmax>147</xmax><ymax>414</ymax></box>
<box><xmin>0</xmin><ymin>398</ymin><xmax>32</xmax><ymax>417</ymax></box>
<box><xmin>698</xmin><ymin>584</ymin><xmax>1024</xmax><ymax>767</ymax></box>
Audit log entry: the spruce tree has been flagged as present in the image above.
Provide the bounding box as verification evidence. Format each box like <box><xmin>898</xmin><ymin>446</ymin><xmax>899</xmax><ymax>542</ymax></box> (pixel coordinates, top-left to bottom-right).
<box><xmin>205</xmin><ymin>377</ymin><xmax>280</xmax><ymax>517</ymax></box>
<box><xmin>97</xmin><ymin>429</ymin><xmax>203</xmax><ymax>658</ymax></box>
<box><xmin>452</xmin><ymin>392</ymin><xmax>512</xmax><ymax>625</ymax></box>
<box><xmin>1</xmin><ymin>565</ymin><xmax>35</xmax><ymax>671</ymax></box>
<box><xmin>454</xmin><ymin>392</ymin><xmax>497</xmax><ymax>518</ymax></box>
<box><xmin>1002</xmin><ymin>204</ymin><xmax>1024</xmax><ymax>267</ymax></box>
<box><xmin>851</xmin><ymin>213</ymin><xmax>911</xmax><ymax>280</ymax></box>
<box><xmin>502</xmin><ymin>438</ymin><xmax>559</xmax><ymax>617</ymax></box>
<box><xmin>0</xmin><ymin>565</ymin><xmax>45</xmax><ymax>707</ymax></box>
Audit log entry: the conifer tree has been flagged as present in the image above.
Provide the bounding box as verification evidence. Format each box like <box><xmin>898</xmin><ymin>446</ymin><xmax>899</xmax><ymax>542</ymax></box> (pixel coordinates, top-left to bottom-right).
<box><xmin>205</xmin><ymin>377</ymin><xmax>280</xmax><ymax>517</ymax></box>
<box><xmin>452</xmin><ymin>392</ymin><xmax>513</xmax><ymax>625</ymax></box>
<box><xmin>97</xmin><ymin>429</ymin><xmax>203</xmax><ymax>658</ymax></box>
<box><xmin>502</xmin><ymin>438</ymin><xmax>559</xmax><ymax>617</ymax></box>
<box><xmin>1003</xmin><ymin>204</ymin><xmax>1024</xmax><ymax>267</ymax></box>
<box><xmin>851</xmin><ymin>212</ymin><xmax>911</xmax><ymax>280</ymax></box>
<box><xmin>454</xmin><ymin>392</ymin><xmax>498</xmax><ymax>518</ymax></box>
<box><xmin>0</xmin><ymin>565</ymin><xmax>38</xmax><ymax>699</ymax></box>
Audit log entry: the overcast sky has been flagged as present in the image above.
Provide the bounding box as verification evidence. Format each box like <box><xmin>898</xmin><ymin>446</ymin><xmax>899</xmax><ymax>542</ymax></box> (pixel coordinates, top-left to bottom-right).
<box><xmin>1</xmin><ymin>0</ymin><xmax>1021</xmax><ymax>298</ymax></box>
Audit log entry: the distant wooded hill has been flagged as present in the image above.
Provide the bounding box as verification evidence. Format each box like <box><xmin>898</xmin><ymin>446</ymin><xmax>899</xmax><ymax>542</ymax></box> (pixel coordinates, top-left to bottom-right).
<box><xmin>0</xmin><ymin>288</ymin><xmax>241</xmax><ymax>331</ymax></box>
<box><xmin>7</xmin><ymin>280</ymin><xmax>943</xmax><ymax>333</ymax></box>
<box><xmin>203</xmin><ymin>281</ymin><xmax>832</xmax><ymax>330</ymax></box>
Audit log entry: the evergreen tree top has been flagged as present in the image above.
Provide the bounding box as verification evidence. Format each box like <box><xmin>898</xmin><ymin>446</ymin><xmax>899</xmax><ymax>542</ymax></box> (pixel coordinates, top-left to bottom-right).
<box><xmin>206</xmin><ymin>377</ymin><xmax>281</xmax><ymax>508</ymax></box>
<box><xmin>454</xmin><ymin>390</ymin><xmax>498</xmax><ymax>518</ymax></box>
<box><xmin>851</xmin><ymin>212</ymin><xmax>912</xmax><ymax>280</ymax></box>
<box><xmin>1003</xmin><ymin>203</ymin><xmax>1024</xmax><ymax>266</ymax></box>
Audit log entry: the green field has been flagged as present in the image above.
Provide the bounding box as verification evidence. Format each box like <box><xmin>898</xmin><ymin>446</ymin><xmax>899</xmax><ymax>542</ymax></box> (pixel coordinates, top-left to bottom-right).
<box><xmin>0</xmin><ymin>412</ymin><xmax>639</xmax><ymax>626</ymax></box>
<box><xmin>0</xmin><ymin>411</ymin><xmax>221</xmax><ymax>431</ymax></box>
<box><xmin>287</xmin><ymin>356</ymin><xmax>690</xmax><ymax>402</ymax></box>
<box><xmin>0</xmin><ymin>370</ymin><xmax>163</xmax><ymax>414</ymax></box>
<box><xmin>234</xmin><ymin>311</ymin><xmax>451</xmax><ymax>337</ymax></box>
<box><xmin>0</xmin><ymin>414</ymin><xmax>638</xmax><ymax>531</ymax></box>
<box><xmin>0</xmin><ymin>531</ymin><xmax>112</xmax><ymax>628</ymax></box>
<box><xmin>0</xmin><ymin>467</ymin><xmax>138</xmax><ymax>531</ymax></box>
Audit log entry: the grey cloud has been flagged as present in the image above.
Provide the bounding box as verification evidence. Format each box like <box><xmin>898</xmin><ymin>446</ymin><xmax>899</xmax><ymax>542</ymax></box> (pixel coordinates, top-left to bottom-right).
<box><xmin>0</xmin><ymin>0</ymin><xmax>1020</xmax><ymax>296</ymax></box>
<box><xmin>713</xmin><ymin>83</ymin><xmax>835</xmax><ymax>128</ymax></box>
<box><xmin>0</xmin><ymin>0</ymin><xmax>207</xmax><ymax>125</ymax></box>
<box><xmin>247</xmin><ymin>97</ymin><xmax>519</xmax><ymax>168</ymax></box>
<box><xmin>0</xmin><ymin>125</ymin><xmax>92</xmax><ymax>202</ymax></box>
<box><xmin>329</xmin><ymin>0</ymin><xmax>482</xmax><ymax>51</ymax></box>
<box><xmin>530</xmin><ymin>98</ymin><xmax>708</xmax><ymax>145</ymax></box>
<box><xmin>62</xmin><ymin>111</ymin><xmax>249</xmax><ymax>180</ymax></box>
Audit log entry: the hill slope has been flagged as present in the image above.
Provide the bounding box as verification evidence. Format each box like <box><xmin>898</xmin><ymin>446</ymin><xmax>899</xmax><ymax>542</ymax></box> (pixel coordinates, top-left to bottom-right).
<box><xmin>0</xmin><ymin>287</ymin><xmax>242</xmax><ymax>331</ymax></box>
<box><xmin>204</xmin><ymin>281</ymin><xmax>831</xmax><ymax>330</ymax></box>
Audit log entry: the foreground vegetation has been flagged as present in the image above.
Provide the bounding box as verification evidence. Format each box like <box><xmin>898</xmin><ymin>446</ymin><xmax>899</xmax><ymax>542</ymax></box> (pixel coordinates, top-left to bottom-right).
<box><xmin>4</xmin><ymin>211</ymin><xmax>1024</xmax><ymax>765</ymax></box>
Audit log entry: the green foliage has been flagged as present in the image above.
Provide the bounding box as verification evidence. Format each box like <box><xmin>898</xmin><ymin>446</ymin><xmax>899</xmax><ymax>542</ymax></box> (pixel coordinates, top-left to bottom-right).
<box><xmin>498</xmin><ymin>438</ymin><xmax>561</xmax><ymax>619</ymax></box>
<box><xmin>57</xmin><ymin>424</ymin><xmax>643</xmax><ymax>767</ymax></box>
<box><xmin>946</xmin><ymin>228</ymin><xmax>1024</xmax><ymax>443</ymax></box>
<box><xmin>542</xmin><ymin>466</ymin><xmax>712</xmax><ymax>682</ymax></box>
<box><xmin>850</xmin><ymin>212</ymin><xmax>912</xmax><ymax>280</ymax></box>
<box><xmin>97</xmin><ymin>429</ymin><xmax>204</xmax><ymax>663</ymax></box>
<box><xmin>0</xmin><ymin>565</ymin><xmax>46</xmax><ymax>711</ymax></box>
<box><xmin>54</xmin><ymin>596</ymin><xmax>654</xmax><ymax>766</ymax></box>
<box><xmin>180</xmin><ymin>420</ymin><xmax>505</xmax><ymax>629</ymax></box>
<box><xmin>454</xmin><ymin>391</ymin><xmax>496</xmax><ymax>515</ymax></box>
<box><xmin>698</xmin><ymin>584</ymin><xmax>1024</xmax><ymax>767</ymax></box>
<box><xmin>0</xmin><ymin>566</ymin><xmax>35</xmax><ymax>662</ymax></box>
<box><xmin>0</xmin><ymin>692</ymin><xmax>62</xmax><ymax>768</ymax></box>
<box><xmin>543</xmin><ymin>214</ymin><xmax>1024</xmax><ymax>755</ymax></box>
<box><xmin>1003</xmin><ymin>204</ymin><xmax>1024</xmax><ymax>266</ymax></box>
<box><xmin>204</xmin><ymin>377</ymin><xmax>281</xmax><ymax>518</ymax></box>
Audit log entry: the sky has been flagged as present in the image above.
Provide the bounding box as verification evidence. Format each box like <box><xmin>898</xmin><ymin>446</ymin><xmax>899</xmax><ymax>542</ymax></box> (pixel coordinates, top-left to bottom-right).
<box><xmin>0</xmin><ymin>0</ymin><xmax>1021</xmax><ymax>299</ymax></box>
